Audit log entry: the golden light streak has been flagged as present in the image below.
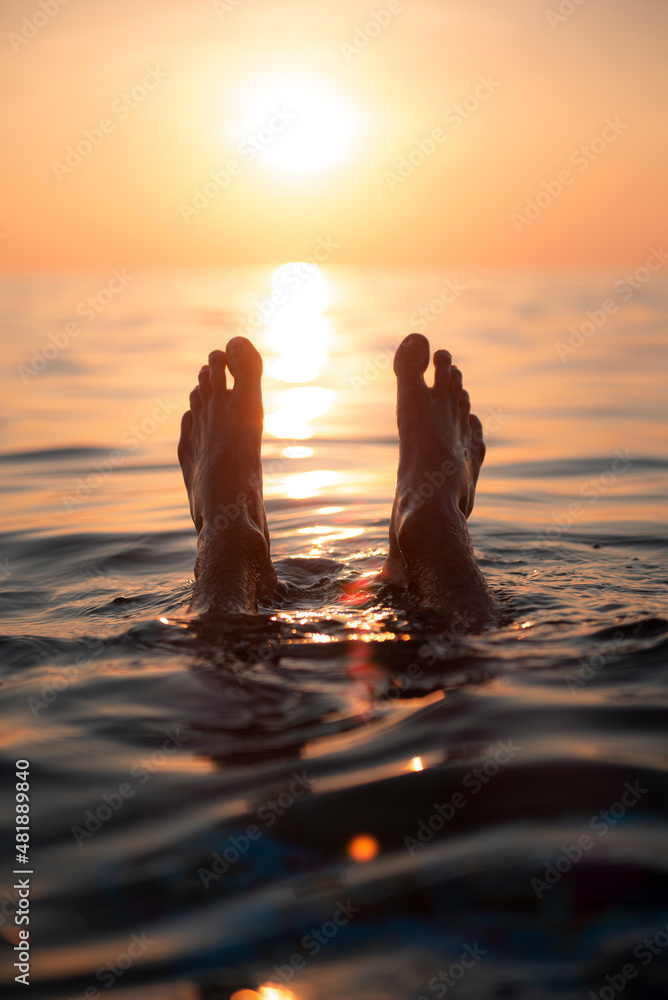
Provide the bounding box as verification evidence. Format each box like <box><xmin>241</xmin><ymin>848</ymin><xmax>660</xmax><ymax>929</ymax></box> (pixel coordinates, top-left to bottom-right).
<box><xmin>284</xmin><ymin>470</ymin><xmax>340</xmax><ymax>499</ymax></box>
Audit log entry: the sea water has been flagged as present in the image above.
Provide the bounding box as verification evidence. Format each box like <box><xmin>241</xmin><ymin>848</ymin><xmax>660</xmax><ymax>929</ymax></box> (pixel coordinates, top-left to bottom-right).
<box><xmin>1</xmin><ymin>266</ymin><xmax>667</xmax><ymax>999</ymax></box>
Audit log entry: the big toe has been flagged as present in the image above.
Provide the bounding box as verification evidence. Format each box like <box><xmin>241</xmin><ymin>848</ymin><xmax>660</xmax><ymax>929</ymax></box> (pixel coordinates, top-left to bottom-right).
<box><xmin>225</xmin><ymin>337</ymin><xmax>263</xmax><ymax>405</ymax></box>
<box><xmin>394</xmin><ymin>334</ymin><xmax>430</xmax><ymax>395</ymax></box>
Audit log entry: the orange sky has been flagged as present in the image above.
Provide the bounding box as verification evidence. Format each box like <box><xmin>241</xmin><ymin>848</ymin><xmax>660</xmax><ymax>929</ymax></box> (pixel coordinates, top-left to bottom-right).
<box><xmin>1</xmin><ymin>0</ymin><xmax>666</xmax><ymax>270</ymax></box>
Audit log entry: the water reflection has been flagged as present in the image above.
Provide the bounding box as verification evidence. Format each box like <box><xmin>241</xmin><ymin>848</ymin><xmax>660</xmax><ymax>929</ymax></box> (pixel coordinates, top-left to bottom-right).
<box><xmin>231</xmin><ymin>987</ymin><xmax>296</xmax><ymax>1000</ymax></box>
<box><xmin>261</xmin><ymin>263</ymin><xmax>337</xmax><ymax>500</ymax></box>
<box><xmin>283</xmin><ymin>470</ymin><xmax>340</xmax><ymax>500</ymax></box>
<box><xmin>264</xmin><ymin>386</ymin><xmax>333</xmax><ymax>440</ymax></box>
<box><xmin>264</xmin><ymin>263</ymin><xmax>330</xmax><ymax>392</ymax></box>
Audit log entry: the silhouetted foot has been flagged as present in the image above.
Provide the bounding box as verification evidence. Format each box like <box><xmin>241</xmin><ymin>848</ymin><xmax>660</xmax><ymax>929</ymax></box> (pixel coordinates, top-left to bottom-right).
<box><xmin>177</xmin><ymin>338</ymin><xmax>277</xmax><ymax>613</ymax></box>
<box><xmin>382</xmin><ymin>334</ymin><xmax>496</xmax><ymax>630</ymax></box>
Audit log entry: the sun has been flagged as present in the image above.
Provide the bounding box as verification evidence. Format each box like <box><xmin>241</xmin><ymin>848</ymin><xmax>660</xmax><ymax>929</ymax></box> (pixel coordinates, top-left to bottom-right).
<box><xmin>231</xmin><ymin>74</ymin><xmax>362</xmax><ymax>174</ymax></box>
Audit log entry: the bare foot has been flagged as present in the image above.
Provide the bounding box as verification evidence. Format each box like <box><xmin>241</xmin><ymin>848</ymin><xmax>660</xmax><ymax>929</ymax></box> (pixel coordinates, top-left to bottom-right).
<box><xmin>381</xmin><ymin>333</ymin><xmax>497</xmax><ymax>630</ymax></box>
<box><xmin>177</xmin><ymin>337</ymin><xmax>277</xmax><ymax>613</ymax></box>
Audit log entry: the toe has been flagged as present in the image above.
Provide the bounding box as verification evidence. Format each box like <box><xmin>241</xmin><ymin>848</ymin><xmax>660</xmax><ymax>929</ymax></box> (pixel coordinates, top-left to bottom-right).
<box><xmin>459</xmin><ymin>389</ymin><xmax>471</xmax><ymax>432</ymax></box>
<box><xmin>394</xmin><ymin>333</ymin><xmax>430</xmax><ymax>396</ymax></box>
<box><xmin>208</xmin><ymin>350</ymin><xmax>227</xmax><ymax>393</ymax></box>
<box><xmin>469</xmin><ymin>414</ymin><xmax>486</xmax><ymax>462</ymax></box>
<box><xmin>433</xmin><ymin>350</ymin><xmax>452</xmax><ymax>393</ymax></box>
<box><xmin>177</xmin><ymin>410</ymin><xmax>193</xmax><ymax>465</ymax></box>
<box><xmin>394</xmin><ymin>333</ymin><xmax>430</xmax><ymax>374</ymax></box>
<box><xmin>225</xmin><ymin>336</ymin><xmax>263</xmax><ymax>406</ymax></box>
<box><xmin>449</xmin><ymin>365</ymin><xmax>463</xmax><ymax>407</ymax></box>
<box><xmin>189</xmin><ymin>386</ymin><xmax>202</xmax><ymax>416</ymax></box>
<box><xmin>179</xmin><ymin>409</ymin><xmax>193</xmax><ymax>442</ymax></box>
<box><xmin>469</xmin><ymin>412</ymin><xmax>483</xmax><ymax>437</ymax></box>
<box><xmin>198</xmin><ymin>364</ymin><xmax>212</xmax><ymax>400</ymax></box>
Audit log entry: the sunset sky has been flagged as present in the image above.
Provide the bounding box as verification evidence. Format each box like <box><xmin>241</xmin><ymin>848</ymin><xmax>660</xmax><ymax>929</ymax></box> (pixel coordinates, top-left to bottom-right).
<box><xmin>1</xmin><ymin>0</ymin><xmax>666</xmax><ymax>270</ymax></box>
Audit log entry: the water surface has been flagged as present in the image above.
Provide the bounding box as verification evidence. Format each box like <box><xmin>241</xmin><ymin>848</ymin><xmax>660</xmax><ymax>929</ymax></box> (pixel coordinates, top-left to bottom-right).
<box><xmin>1</xmin><ymin>267</ymin><xmax>667</xmax><ymax>999</ymax></box>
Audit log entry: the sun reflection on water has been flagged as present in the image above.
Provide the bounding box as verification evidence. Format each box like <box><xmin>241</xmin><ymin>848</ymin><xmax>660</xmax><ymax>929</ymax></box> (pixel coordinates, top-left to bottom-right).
<box><xmin>265</xmin><ymin>386</ymin><xmax>334</xmax><ymax>440</ymax></box>
<box><xmin>231</xmin><ymin>986</ymin><xmax>297</xmax><ymax>1000</ymax></box>
<box><xmin>258</xmin><ymin>263</ymin><xmax>351</xmax><ymax>513</ymax></box>
<box><xmin>263</xmin><ymin>263</ymin><xmax>334</xmax><ymax>452</ymax></box>
<box><xmin>259</xmin><ymin>987</ymin><xmax>297</xmax><ymax>1000</ymax></box>
<box><xmin>283</xmin><ymin>470</ymin><xmax>341</xmax><ymax>499</ymax></box>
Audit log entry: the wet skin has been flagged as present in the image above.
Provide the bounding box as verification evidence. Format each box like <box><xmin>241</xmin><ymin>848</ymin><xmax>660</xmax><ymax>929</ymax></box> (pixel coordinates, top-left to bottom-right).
<box><xmin>178</xmin><ymin>333</ymin><xmax>497</xmax><ymax>629</ymax></box>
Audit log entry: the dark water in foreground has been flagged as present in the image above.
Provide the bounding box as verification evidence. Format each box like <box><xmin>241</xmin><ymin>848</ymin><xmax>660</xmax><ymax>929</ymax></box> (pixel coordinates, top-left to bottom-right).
<box><xmin>1</xmin><ymin>268</ymin><xmax>667</xmax><ymax>999</ymax></box>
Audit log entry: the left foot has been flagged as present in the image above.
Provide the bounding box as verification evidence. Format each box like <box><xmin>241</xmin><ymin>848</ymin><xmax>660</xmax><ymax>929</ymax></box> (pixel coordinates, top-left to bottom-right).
<box><xmin>177</xmin><ymin>338</ymin><xmax>277</xmax><ymax>613</ymax></box>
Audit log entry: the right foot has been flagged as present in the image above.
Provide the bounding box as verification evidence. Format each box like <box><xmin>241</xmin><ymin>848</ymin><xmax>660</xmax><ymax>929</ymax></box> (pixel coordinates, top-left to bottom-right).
<box><xmin>381</xmin><ymin>334</ymin><xmax>496</xmax><ymax>630</ymax></box>
<box><xmin>177</xmin><ymin>338</ymin><xmax>277</xmax><ymax>613</ymax></box>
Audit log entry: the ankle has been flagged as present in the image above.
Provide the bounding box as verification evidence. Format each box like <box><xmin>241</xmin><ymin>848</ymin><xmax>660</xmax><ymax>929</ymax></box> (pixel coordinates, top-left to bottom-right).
<box><xmin>192</xmin><ymin>519</ymin><xmax>270</xmax><ymax>612</ymax></box>
<box><xmin>396</xmin><ymin>493</ymin><xmax>463</xmax><ymax>539</ymax></box>
<box><xmin>197</xmin><ymin>513</ymin><xmax>267</xmax><ymax>564</ymax></box>
<box><xmin>200</xmin><ymin>492</ymin><xmax>259</xmax><ymax>537</ymax></box>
